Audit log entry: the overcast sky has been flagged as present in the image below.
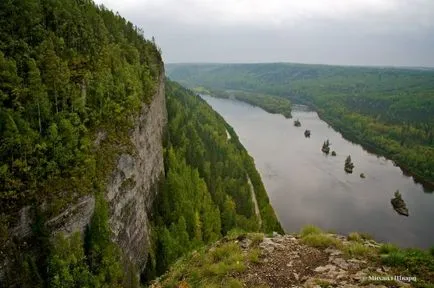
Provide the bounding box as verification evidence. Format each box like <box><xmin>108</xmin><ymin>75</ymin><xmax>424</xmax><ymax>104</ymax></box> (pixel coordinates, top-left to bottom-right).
<box><xmin>93</xmin><ymin>0</ymin><xmax>434</xmax><ymax>67</ymax></box>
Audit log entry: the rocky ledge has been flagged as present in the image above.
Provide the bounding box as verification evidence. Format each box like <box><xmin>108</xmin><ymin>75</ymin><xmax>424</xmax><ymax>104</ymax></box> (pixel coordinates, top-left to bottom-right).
<box><xmin>151</xmin><ymin>229</ymin><xmax>432</xmax><ymax>288</ymax></box>
<box><xmin>235</xmin><ymin>233</ymin><xmax>409</xmax><ymax>288</ymax></box>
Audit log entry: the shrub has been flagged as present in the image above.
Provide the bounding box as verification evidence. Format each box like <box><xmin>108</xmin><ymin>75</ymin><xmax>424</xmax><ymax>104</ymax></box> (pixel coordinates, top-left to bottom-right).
<box><xmin>381</xmin><ymin>251</ymin><xmax>407</xmax><ymax>266</ymax></box>
<box><xmin>347</xmin><ymin>232</ymin><xmax>362</xmax><ymax>242</ymax></box>
<box><xmin>300</xmin><ymin>225</ymin><xmax>323</xmax><ymax>237</ymax></box>
<box><xmin>301</xmin><ymin>234</ymin><xmax>341</xmax><ymax>249</ymax></box>
<box><xmin>379</xmin><ymin>243</ymin><xmax>399</xmax><ymax>254</ymax></box>
<box><xmin>344</xmin><ymin>242</ymin><xmax>374</xmax><ymax>258</ymax></box>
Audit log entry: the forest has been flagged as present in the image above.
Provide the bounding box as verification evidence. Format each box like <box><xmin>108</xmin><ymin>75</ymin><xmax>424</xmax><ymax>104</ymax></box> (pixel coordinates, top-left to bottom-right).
<box><xmin>0</xmin><ymin>0</ymin><xmax>163</xmax><ymax>286</ymax></box>
<box><xmin>0</xmin><ymin>0</ymin><xmax>162</xmax><ymax>217</ymax></box>
<box><xmin>144</xmin><ymin>80</ymin><xmax>282</xmax><ymax>280</ymax></box>
<box><xmin>167</xmin><ymin>63</ymin><xmax>434</xmax><ymax>186</ymax></box>
<box><xmin>0</xmin><ymin>1</ymin><xmax>282</xmax><ymax>286</ymax></box>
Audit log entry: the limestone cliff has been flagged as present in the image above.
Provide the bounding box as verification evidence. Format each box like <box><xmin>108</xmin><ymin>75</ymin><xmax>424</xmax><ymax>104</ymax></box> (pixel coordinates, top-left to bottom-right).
<box><xmin>0</xmin><ymin>74</ymin><xmax>167</xmax><ymax>283</ymax></box>
<box><xmin>107</xmin><ymin>74</ymin><xmax>167</xmax><ymax>270</ymax></box>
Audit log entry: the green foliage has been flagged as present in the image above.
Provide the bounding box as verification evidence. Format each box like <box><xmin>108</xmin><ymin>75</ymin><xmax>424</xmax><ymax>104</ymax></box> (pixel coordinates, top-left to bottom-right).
<box><xmin>155</xmin><ymin>242</ymin><xmax>247</xmax><ymax>287</ymax></box>
<box><xmin>47</xmin><ymin>196</ymin><xmax>126</xmax><ymax>287</ymax></box>
<box><xmin>343</xmin><ymin>242</ymin><xmax>374</xmax><ymax>258</ymax></box>
<box><xmin>146</xmin><ymin>81</ymin><xmax>281</xmax><ymax>281</ymax></box>
<box><xmin>347</xmin><ymin>232</ymin><xmax>362</xmax><ymax>242</ymax></box>
<box><xmin>300</xmin><ymin>225</ymin><xmax>323</xmax><ymax>237</ymax></box>
<box><xmin>167</xmin><ymin>63</ymin><xmax>434</xmax><ymax>185</ymax></box>
<box><xmin>0</xmin><ymin>1</ymin><xmax>162</xmax><ymax>285</ymax></box>
<box><xmin>379</xmin><ymin>245</ymin><xmax>434</xmax><ymax>285</ymax></box>
<box><xmin>299</xmin><ymin>225</ymin><xmax>341</xmax><ymax>249</ymax></box>
<box><xmin>379</xmin><ymin>243</ymin><xmax>400</xmax><ymax>254</ymax></box>
<box><xmin>48</xmin><ymin>233</ymin><xmax>92</xmax><ymax>288</ymax></box>
<box><xmin>0</xmin><ymin>0</ymin><xmax>162</xmax><ymax>219</ymax></box>
<box><xmin>301</xmin><ymin>233</ymin><xmax>341</xmax><ymax>249</ymax></box>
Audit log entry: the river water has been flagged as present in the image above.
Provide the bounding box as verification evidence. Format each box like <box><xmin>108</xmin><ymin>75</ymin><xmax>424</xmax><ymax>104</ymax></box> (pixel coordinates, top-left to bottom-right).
<box><xmin>201</xmin><ymin>95</ymin><xmax>434</xmax><ymax>249</ymax></box>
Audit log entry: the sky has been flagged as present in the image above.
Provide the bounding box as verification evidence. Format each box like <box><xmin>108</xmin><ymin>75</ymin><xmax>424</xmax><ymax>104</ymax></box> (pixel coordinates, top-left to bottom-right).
<box><xmin>93</xmin><ymin>0</ymin><xmax>434</xmax><ymax>67</ymax></box>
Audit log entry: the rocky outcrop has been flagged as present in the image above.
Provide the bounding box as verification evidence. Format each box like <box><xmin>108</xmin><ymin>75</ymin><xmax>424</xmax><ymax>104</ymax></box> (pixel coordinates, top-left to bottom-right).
<box><xmin>152</xmin><ymin>231</ymin><xmax>423</xmax><ymax>288</ymax></box>
<box><xmin>236</xmin><ymin>234</ymin><xmax>413</xmax><ymax>288</ymax></box>
<box><xmin>1</xmin><ymin>75</ymin><xmax>167</xmax><ymax>282</ymax></box>
<box><xmin>107</xmin><ymin>75</ymin><xmax>167</xmax><ymax>270</ymax></box>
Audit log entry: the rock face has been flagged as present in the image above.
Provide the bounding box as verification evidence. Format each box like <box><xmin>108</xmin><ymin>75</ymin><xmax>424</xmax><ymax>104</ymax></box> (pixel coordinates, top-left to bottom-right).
<box><xmin>107</xmin><ymin>75</ymin><xmax>167</xmax><ymax>270</ymax></box>
<box><xmin>1</xmin><ymin>74</ymin><xmax>167</xmax><ymax>281</ymax></box>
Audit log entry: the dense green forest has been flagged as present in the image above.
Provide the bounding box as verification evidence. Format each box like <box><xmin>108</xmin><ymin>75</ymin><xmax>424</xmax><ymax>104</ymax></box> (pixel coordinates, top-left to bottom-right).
<box><xmin>167</xmin><ymin>63</ymin><xmax>434</xmax><ymax>186</ymax></box>
<box><xmin>0</xmin><ymin>0</ymin><xmax>162</xmax><ymax>217</ymax></box>
<box><xmin>0</xmin><ymin>0</ymin><xmax>162</xmax><ymax>286</ymax></box>
<box><xmin>0</xmin><ymin>1</ymin><xmax>283</xmax><ymax>285</ymax></box>
<box><xmin>144</xmin><ymin>80</ymin><xmax>282</xmax><ymax>280</ymax></box>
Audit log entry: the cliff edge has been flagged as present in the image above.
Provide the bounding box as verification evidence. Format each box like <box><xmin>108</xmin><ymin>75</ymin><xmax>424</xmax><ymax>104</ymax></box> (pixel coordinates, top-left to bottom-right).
<box><xmin>150</xmin><ymin>227</ymin><xmax>433</xmax><ymax>287</ymax></box>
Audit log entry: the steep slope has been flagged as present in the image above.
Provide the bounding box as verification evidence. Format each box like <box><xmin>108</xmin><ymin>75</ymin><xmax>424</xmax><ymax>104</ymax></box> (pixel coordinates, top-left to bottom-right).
<box><xmin>144</xmin><ymin>80</ymin><xmax>282</xmax><ymax>281</ymax></box>
<box><xmin>166</xmin><ymin>63</ymin><xmax>434</xmax><ymax>188</ymax></box>
<box><xmin>0</xmin><ymin>0</ymin><xmax>164</xmax><ymax>286</ymax></box>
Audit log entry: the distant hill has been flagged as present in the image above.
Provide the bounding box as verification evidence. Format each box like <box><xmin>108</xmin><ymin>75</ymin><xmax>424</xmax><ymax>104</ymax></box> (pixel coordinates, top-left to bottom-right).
<box><xmin>166</xmin><ymin>63</ymin><xmax>434</xmax><ymax>187</ymax></box>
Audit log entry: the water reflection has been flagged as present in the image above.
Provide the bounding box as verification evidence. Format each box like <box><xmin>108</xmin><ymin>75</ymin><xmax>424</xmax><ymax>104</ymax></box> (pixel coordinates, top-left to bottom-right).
<box><xmin>202</xmin><ymin>95</ymin><xmax>434</xmax><ymax>249</ymax></box>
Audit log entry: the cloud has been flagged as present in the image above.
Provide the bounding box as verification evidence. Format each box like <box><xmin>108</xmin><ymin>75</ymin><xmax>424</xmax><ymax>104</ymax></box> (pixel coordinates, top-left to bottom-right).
<box><xmin>93</xmin><ymin>0</ymin><xmax>434</xmax><ymax>66</ymax></box>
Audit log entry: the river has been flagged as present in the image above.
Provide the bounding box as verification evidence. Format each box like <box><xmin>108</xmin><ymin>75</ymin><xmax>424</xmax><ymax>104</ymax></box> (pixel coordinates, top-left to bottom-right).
<box><xmin>201</xmin><ymin>95</ymin><xmax>434</xmax><ymax>249</ymax></box>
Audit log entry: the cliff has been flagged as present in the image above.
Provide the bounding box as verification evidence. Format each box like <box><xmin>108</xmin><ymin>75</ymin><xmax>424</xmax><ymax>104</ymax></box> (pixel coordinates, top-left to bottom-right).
<box><xmin>0</xmin><ymin>74</ymin><xmax>167</xmax><ymax>285</ymax></box>
<box><xmin>107</xmin><ymin>74</ymin><xmax>167</xmax><ymax>270</ymax></box>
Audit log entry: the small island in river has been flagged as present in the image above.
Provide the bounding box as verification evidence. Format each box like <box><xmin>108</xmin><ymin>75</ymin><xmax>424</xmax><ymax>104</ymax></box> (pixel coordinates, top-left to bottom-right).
<box><xmin>344</xmin><ymin>155</ymin><xmax>354</xmax><ymax>173</ymax></box>
<box><xmin>391</xmin><ymin>190</ymin><xmax>409</xmax><ymax>216</ymax></box>
<box><xmin>321</xmin><ymin>140</ymin><xmax>331</xmax><ymax>154</ymax></box>
<box><xmin>304</xmin><ymin>130</ymin><xmax>311</xmax><ymax>137</ymax></box>
<box><xmin>294</xmin><ymin>119</ymin><xmax>301</xmax><ymax>127</ymax></box>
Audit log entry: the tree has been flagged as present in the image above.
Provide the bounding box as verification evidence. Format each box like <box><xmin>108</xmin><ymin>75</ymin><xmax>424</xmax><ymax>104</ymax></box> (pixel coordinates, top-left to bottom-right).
<box><xmin>221</xmin><ymin>196</ymin><xmax>236</xmax><ymax>234</ymax></box>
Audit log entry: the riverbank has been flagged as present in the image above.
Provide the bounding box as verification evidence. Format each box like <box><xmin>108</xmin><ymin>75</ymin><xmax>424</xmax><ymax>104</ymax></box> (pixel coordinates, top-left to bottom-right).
<box><xmin>314</xmin><ymin>109</ymin><xmax>434</xmax><ymax>192</ymax></box>
<box><xmin>199</xmin><ymin>88</ymin><xmax>292</xmax><ymax>119</ymax></box>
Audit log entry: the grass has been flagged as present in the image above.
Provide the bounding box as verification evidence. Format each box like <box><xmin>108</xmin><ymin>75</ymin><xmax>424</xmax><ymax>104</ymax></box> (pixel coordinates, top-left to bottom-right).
<box><xmin>156</xmin><ymin>241</ymin><xmax>248</xmax><ymax>287</ymax></box>
<box><xmin>358</xmin><ymin>232</ymin><xmax>374</xmax><ymax>240</ymax></box>
<box><xmin>248</xmin><ymin>248</ymin><xmax>262</xmax><ymax>264</ymax></box>
<box><xmin>247</xmin><ymin>233</ymin><xmax>264</xmax><ymax>246</ymax></box>
<box><xmin>379</xmin><ymin>245</ymin><xmax>434</xmax><ymax>286</ymax></box>
<box><xmin>347</xmin><ymin>232</ymin><xmax>363</xmax><ymax>242</ymax></box>
<box><xmin>313</xmin><ymin>278</ymin><xmax>335</xmax><ymax>287</ymax></box>
<box><xmin>299</xmin><ymin>225</ymin><xmax>342</xmax><ymax>249</ymax></box>
<box><xmin>301</xmin><ymin>233</ymin><xmax>341</xmax><ymax>249</ymax></box>
<box><xmin>300</xmin><ymin>225</ymin><xmax>323</xmax><ymax>237</ymax></box>
<box><xmin>379</xmin><ymin>243</ymin><xmax>400</xmax><ymax>254</ymax></box>
<box><xmin>344</xmin><ymin>242</ymin><xmax>375</xmax><ymax>258</ymax></box>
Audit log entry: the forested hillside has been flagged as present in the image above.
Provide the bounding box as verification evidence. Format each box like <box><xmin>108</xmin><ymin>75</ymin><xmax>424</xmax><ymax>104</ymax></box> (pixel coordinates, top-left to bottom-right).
<box><xmin>167</xmin><ymin>63</ymin><xmax>434</xmax><ymax>186</ymax></box>
<box><xmin>0</xmin><ymin>0</ymin><xmax>162</xmax><ymax>215</ymax></box>
<box><xmin>0</xmin><ymin>0</ymin><xmax>162</xmax><ymax>286</ymax></box>
<box><xmin>144</xmin><ymin>80</ymin><xmax>282</xmax><ymax>280</ymax></box>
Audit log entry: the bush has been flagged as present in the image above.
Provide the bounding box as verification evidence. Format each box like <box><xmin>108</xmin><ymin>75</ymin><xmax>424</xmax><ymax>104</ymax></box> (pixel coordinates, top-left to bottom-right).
<box><xmin>247</xmin><ymin>233</ymin><xmax>264</xmax><ymax>246</ymax></box>
<box><xmin>381</xmin><ymin>251</ymin><xmax>407</xmax><ymax>266</ymax></box>
<box><xmin>301</xmin><ymin>234</ymin><xmax>341</xmax><ymax>249</ymax></box>
<box><xmin>344</xmin><ymin>242</ymin><xmax>374</xmax><ymax>258</ymax></box>
<box><xmin>379</xmin><ymin>243</ymin><xmax>400</xmax><ymax>254</ymax></box>
<box><xmin>300</xmin><ymin>225</ymin><xmax>323</xmax><ymax>237</ymax></box>
<box><xmin>347</xmin><ymin>232</ymin><xmax>362</xmax><ymax>242</ymax></box>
